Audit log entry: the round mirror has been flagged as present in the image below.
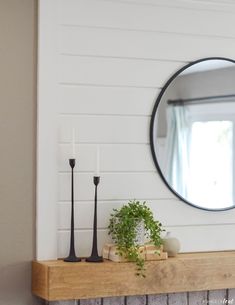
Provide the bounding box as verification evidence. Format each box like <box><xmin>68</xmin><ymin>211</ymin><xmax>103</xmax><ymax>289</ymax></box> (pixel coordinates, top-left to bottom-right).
<box><xmin>150</xmin><ymin>57</ymin><xmax>235</xmax><ymax>211</ymax></box>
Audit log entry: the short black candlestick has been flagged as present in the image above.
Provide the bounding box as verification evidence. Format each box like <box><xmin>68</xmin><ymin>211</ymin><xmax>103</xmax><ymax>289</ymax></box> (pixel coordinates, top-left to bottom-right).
<box><xmin>64</xmin><ymin>159</ymin><xmax>81</xmax><ymax>262</ymax></box>
<box><xmin>86</xmin><ymin>176</ymin><xmax>103</xmax><ymax>262</ymax></box>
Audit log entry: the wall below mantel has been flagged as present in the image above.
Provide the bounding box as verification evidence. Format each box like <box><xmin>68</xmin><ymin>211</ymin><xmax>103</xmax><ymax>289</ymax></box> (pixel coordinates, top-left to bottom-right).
<box><xmin>47</xmin><ymin>290</ymin><xmax>235</xmax><ymax>305</ymax></box>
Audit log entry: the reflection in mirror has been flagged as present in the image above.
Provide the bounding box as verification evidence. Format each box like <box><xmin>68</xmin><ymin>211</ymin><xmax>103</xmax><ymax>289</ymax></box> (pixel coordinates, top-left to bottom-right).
<box><xmin>151</xmin><ymin>58</ymin><xmax>235</xmax><ymax>210</ymax></box>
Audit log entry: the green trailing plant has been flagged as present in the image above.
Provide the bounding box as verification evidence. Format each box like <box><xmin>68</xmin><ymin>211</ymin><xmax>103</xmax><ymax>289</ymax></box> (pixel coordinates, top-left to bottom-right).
<box><xmin>108</xmin><ymin>200</ymin><xmax>164</xmax><ymax>277</ymax></box>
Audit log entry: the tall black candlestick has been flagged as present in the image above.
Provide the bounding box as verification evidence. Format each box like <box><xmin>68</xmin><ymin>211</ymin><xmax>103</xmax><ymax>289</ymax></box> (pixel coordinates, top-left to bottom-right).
<box><xmin>86</xmin><ymin>176</ymin><xmax>103</xmax><ymax>262</ymax></box>
<box><xmin>64</xmin><ymin>159</ymin><xmax>81</xmax><ymax>262</ymax></box>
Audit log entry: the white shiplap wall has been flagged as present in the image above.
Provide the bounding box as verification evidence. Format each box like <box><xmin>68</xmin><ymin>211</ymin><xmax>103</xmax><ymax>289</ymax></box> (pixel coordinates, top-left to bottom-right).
<box><xmin>37</xmin><ymin>0</ymin><xmax>235</xmax><ymax>260</ymax></box>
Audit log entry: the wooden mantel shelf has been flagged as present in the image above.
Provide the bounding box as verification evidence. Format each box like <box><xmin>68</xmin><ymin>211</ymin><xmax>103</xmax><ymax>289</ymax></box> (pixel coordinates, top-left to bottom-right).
<box><xmin>32</xmin><ymin>251</ymin><xmax>235</xmax><ymax>301</ymax></box>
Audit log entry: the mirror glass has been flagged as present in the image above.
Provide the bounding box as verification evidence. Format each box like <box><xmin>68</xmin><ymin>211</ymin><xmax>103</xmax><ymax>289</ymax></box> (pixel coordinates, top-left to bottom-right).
<box><xmin>150</xmin><ymin>58</ymin><xmax>235</xmax><ymax>210</ymax></box>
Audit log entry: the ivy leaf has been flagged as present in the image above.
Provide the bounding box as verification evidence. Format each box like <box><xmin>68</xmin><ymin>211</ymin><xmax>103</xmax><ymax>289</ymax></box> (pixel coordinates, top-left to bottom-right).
<box><xmin>108</xmin><ymin>200</ymin><xmax>164</xmax><ymax>277</ymax></box>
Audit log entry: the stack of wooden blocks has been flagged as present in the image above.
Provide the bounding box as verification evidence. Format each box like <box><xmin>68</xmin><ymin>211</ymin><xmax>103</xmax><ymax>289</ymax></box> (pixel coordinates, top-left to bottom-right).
<box><xmin>102</xmin><ymin>243</ymin><xmax>168</xmax><ymax>262</ymax></box>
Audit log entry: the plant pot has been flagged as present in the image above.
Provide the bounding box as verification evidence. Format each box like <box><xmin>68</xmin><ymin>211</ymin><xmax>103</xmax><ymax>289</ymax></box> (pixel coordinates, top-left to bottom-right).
<box><xmin>135</xmin><ymin>220</ymin><xmax>145</xmax><ymax>245</ymax></box>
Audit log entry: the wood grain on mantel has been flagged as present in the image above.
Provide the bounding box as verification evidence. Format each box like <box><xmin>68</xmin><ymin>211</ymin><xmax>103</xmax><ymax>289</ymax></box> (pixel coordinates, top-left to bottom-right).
<box><xmin>32</xmin><ymin>251</ymin><xmax>235</xmax><ymax>301</ymax></box>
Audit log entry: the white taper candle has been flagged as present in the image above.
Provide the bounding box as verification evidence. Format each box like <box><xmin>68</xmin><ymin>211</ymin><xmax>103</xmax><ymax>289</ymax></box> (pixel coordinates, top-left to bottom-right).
<box><xmin>95</xmin><ymin>145</ymin><xmax>100</xmax><ymax>176</ymax></box>
<box><xmin>72</xmin><ymin>128</ymin><xmax>76</xmax><ymax>159</ymax></box>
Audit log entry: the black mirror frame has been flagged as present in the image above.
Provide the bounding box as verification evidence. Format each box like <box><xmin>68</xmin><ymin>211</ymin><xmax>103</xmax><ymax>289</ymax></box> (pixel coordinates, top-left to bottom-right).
<box><xmin>150</xmin><ymin>57</ymin><xmax>235</xmax><ymax>211</ymax></box>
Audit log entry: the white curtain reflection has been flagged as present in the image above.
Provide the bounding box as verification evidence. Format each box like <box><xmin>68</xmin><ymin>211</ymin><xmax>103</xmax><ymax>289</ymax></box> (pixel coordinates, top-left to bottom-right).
<box><xmin>164</xmin><ymin>103</ymin><xmax>234</xmax><ymax>208</ymax></box>
<box><xmin>187</xmin><ymin>120</ymin><xmax>233</xmax><ymax>208</ymax></box>
<box><xmin>165</xmin><ymin>105</ymin><xmax>191</xmax><ymax>198</ymax></box>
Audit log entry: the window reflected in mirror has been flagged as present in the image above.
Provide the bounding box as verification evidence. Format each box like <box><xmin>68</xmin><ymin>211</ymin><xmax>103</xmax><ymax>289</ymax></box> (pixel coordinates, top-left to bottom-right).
<box><xmin>151</xmin><ymin>58</ymin><xmax>235</xmax><ymax>210</ymax></box>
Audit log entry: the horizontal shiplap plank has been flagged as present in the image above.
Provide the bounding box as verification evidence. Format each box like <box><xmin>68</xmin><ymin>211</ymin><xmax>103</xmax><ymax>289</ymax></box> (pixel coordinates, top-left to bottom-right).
<box><xmin>58</xmin><ymin>229</ymin><xmax>111</xmax><ymax>258</ymax></box>
<box><xmin>58</xmin><ymin>86</ymin><xmax>157</xmax><ymax>116</ymax></box>
<box><xmin>58</xmin><ymin>201</ymin><xmax>122</xmax><ymax>230</ymax></box>
<box><xmin>59</xmin><ymin>26</ymin><xmax>235</xmax><ymax>62</ymax></box>
<box><xmin>59</xmin><ymin>115</ymin><xmax>150</xmax><ymax>144</ymax></box>
<box><xmin>110</xmin><ymin>0</ymin><xmax>235</xmax><ymax>12</ymax></box>
<box><xmin>58</xmin><ymin>172</ymin><xmax>173</xmax><ymax>201</ymax></box>
<box><xmin>58</xmin><ymin>0</ymin><xmax>235</xmax><ymax>38</ymax></box>
<box><xmin>58</xmin><ymin>199</ymin><xmax>235</xmax><ymax>230</ymax></box>
<box><xmin>57</xmin><ymin>223</ymin><xmax>235</xmax><ymax>257</ymax></box>
<box><xmin>170</xmin><ymin>224</ymin><xmax>235</xmax><ymax>253</ymax></box>
<box><xmin>58</xmin><ymin>56</ymin><xmax>183</xmax><ymax>88</ymax></box>
<box><xmin>58</xmin><ymin>144</ymin><xmax>154</xmax><ymax>172</ymax></box>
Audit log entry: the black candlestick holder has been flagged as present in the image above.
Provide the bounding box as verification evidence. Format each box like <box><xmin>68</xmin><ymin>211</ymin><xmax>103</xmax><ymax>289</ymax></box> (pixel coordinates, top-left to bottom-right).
<box><xmin>86</xmin><ymin>176</ymin><xmax>103</xmax><ymax>262</ymax></box>
<box><xmin>64</xmin><ymin>159</ymin><xmax>81</xmax><ymax>262</ymax></box>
